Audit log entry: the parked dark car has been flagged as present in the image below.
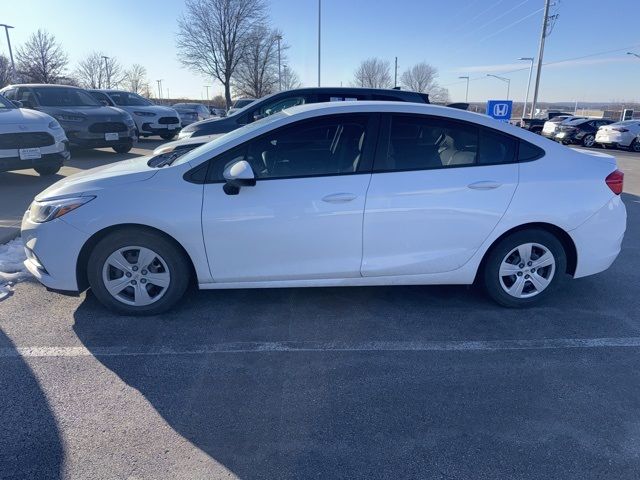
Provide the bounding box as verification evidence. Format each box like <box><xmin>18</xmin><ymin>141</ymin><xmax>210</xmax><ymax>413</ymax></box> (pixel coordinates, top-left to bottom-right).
<box><xmin>520</xmin><ymin>111</ymin><xmax>572</xmax><ymax>134</ymax></box>
<box><xmin>553</xmin><ymin>118</ymin><xmax>614</xmax><ymax>147</ymax></box>
<box><xmin>178</xmin><ymin>87</ymin><xmax>431</xmax><ymax>139</ymax></box>
<box><xmin>172</xmin><ymin>103</ymin><xmax>212</xmax><ymax>126</ymax></box>
<box><xmin>0</xmin><ymin>84</ymin><xmax>136</xmax><ymax>153</ymax></box>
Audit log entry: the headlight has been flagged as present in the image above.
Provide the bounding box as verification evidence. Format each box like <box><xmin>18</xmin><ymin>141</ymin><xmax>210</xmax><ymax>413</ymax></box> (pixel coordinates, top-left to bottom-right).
<box><xmin>54</xmin><ymin>114</ymin><xmax>85</xmax><ymax>123</ymax></box>
<box><xmin>48</xmin><ymin>120</ymin><xmax>62</xmax><ymax>129</ymax></box>
<box><xmin>123</xmin><ymin>115</ymin><xmax>135</xmax><ymax>126</ymax></box>
<box><xmin>28</xmin><ymin>196</ymin><xmax>95</xmax><ymax>223</ymax></box>
<box><xmin>134</xmin><ymin>111</ymin><xmax>156</xmax><ymax>117</ymax></box>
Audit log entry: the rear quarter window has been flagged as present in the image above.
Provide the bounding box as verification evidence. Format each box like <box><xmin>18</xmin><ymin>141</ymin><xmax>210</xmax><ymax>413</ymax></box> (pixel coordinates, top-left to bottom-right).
<box><xmin>518</xmin><ymin>141</ymin><xmax>545</xmax><ymax>162</ymax></box>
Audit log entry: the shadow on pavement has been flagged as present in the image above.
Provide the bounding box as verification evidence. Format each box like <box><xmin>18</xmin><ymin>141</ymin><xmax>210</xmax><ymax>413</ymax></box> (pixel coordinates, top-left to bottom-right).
<box><xmin>0</xmin><ymin>329</ymin><xmax>63</xmax><ymax>479</ymax></box>
<box><xmin>71</xmin><ymin>194</ymin><xmax>640</xmax><ymax>479</ymax></box>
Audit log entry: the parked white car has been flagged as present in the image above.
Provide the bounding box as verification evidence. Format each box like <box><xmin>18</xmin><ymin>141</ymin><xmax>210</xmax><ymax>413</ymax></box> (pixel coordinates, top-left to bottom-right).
<box><xmin>541</xmin><ymin>115</ymin><xmax>585</xmax><ymax>139</ymax></box>
<box><xmin>595</xmin><ymin>120</ymin><xmax>640</xmax><ymax>151</ymax></box>
<box><xmin>89</xmin><ymin>90</ymin><xmax>182</xmax><ymax>140</ymax></box>
<box><xmin>0</xmin><ymin>93</ymin><xmax>70</xmax><ymax>175</ymax></box>
<box><xmin>21</xmin><ymin>102</ymin><xmax>626</xmax><ymax>315</ymax></box>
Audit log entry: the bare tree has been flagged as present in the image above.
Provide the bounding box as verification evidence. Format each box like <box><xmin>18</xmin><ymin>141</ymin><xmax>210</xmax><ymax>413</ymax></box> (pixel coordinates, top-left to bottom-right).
<box><xmin>0</xmin><ymin>55</ymin><xmax>11</xmax><ymax>88</ymax></box>
<box><xmin>400</xmin><ymin>62</ymin><xmax>450</xmax><ymax>103</ymax></box>
<box><xmin>232</xmin><ymin>26</ymin><xmax>280</xmax><ymax>98</ymax></box>
<box><xmin>211</xmin><ymin>94</ymin><xmax>226</xmax><ymax>109</ymax></box>
<box><xmin>75</xmin><ymin>52</ymin><xmax>124</xmax><ymax>89</ymax></box>
<box><xmin>123</xmin><ymin>64</ymin><xmax>149</xmax><ymax>94</ymax></box>
<box><xmin>353</xmin><ymin>58</ymin><xmax>392</xmax><ymax>88</ymax></box>
<box><xmin>16</xmin><ymin>29</ymin><xmax>68</xmax><ymax>83</ymax></box>
<box><xmin>281</xmin><ymin>64</ymin><xmax>301</xmax><ymax>90</ymax></box>
<box><xmin>177</xmin><ymin>0</ymin><xmax>266</xmax><ymax>108</ymax></box>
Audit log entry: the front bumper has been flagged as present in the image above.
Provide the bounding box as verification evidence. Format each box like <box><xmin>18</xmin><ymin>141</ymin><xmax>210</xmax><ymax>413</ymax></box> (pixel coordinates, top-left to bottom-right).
<box><xmin>569</xmin><ymin>195</ymin><xmax>626</xmax><ymax>278</ymax></box>
<box><xmin>0</xmin><ymin>148</ymin><xmax>69</xmax><ymax>173</ymax></box>
<box><xmin>139</xmin><ymin>122</ymin><xmax>181</xmax><ymax>136</ymax></box>
<box><xmin>64</xmin><ymin>127</ymin><xmax>136</xmax><ymax>148</ymax></box>
<box><xmin>21</xmin><ymin>213</ymin><xmax>89</xmax><ymax>292</ymax></box>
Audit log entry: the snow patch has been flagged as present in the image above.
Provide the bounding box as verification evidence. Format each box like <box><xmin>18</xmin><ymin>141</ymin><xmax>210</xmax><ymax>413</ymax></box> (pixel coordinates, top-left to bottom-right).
<box><xmin>0</xmin><ymin>237</ymin><xmax>31</xmax><ymax>300</ymax></box>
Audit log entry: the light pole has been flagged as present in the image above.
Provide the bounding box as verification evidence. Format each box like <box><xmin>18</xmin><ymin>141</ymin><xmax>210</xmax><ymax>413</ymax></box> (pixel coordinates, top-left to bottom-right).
<box><xmin>101</xmin><ymin>55</ymin><xmax>110</xmax><ymax>89</ymax></box>
<box><xmin>487</xmin><ymin>74</ymin><xmax>511</xmax><ymax>100</ymax></box>
<box><xmin>531</xmin><ymin>0</ymin><xmax>552</xmax><ymax>120</ymax></box>
<box><xmin>156</xmin><ymin>79</ymin><xmax>163</xmax><ymax>101</ymax></box>
<box><xmin>204</xmin><ymin>85</ymin><xmax>211</xmax><ymax>103</ymax></box>
<box><xmin>0</xmin><ymin>24</ymin><xmax>15</xmax><ymax>79</ymax></box>
<box><xmin>317</xmin><ymin>0</ymin><xmax>321</xmax><ymax>87</ymax></box>
<box><xmin>458</xmin><ymin>76</ymin><xmax>469</xmax><ymax>102</ymax></box>
<box><xmin>518</xmin><ymin>57</ymin><xmax>534</xmax><ymax>119</ymax></box>
<box><xmin>275</xmin><ymin>33</ymin><xmax>283</xmax><ymax>91</ymax></box>
<box><xmin>628</xmin><ymin>52</ymin><xmax>640</xmax><ymax>60</ymax></box>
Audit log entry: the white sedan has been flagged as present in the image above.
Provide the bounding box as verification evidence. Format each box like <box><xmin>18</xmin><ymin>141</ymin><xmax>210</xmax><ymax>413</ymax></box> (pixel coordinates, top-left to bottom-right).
<box><xmin>21</xmin><ymin>102</ymin><xmax>627</xmax><ymax>315</ymax></box>
<box><xmin>595</xmin><ymin>120</ymin><xmax>640</xmax><ymax>151</ymax></box>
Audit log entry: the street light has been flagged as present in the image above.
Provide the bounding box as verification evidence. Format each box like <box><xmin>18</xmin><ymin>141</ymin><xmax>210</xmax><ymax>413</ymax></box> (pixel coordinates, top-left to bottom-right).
<box><xmin>156</xmin><ymin>79</ymin><xmax>163</xmax><ymax>101</ymax></box>
<box><xmin>458</xmin><ymin>76</ymin><xmax>469</xmax><ymax>102</ymax></box>
<box><xmin>275</xmin><ymin>33</ymin><xmax>283</xmax><ymax>91</ymax></box>
<box><xmin>0</xmin><ymin>24</ymin><xmax>15</xmax><ymax>79</ymax></box>
<box><xmin>627</xmin><ymin>52</ymin><xmax>640</xmax><ymax>60</ymax></box>
<box><xmin>204</xmin><ymin>85</ymin><xmax>211</xmax><ymax>102</ymax></box>
<box><xmin>486</xmin><ymin>74</ymin><xmax>511</xmax><ymax>100</ymax></box>
<box><xmin>101</xmin><ymin>56</ymin><xmax>110</xmax><ymax>89</ymax></box>
<box><xmin>518</xmin><ymin>57</ymin><xmax>535</xmax><ymax>119</ymax></box>
<box><xmin>317</xmin><ymin>0</ymin><xmax>321</xmax><ymax>87</ymax></box>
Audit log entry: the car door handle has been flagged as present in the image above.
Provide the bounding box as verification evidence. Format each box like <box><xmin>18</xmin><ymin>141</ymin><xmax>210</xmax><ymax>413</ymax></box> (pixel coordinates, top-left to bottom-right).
<box><xmin>322</xmin><ymin>193</ymin><xmax>358</xmax><ymax>203</ymax></box>
<box><xmin>467</xmin><ymin>181</ymin><xmax>502</xmax><ymax>190</ymax></box>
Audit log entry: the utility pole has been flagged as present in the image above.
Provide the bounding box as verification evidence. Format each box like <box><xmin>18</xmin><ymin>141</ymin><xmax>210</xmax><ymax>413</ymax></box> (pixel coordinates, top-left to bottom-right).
<box><xmin>101</xmin><ymin>56</ymin><xmax>110</xmax><ymax>89</ymax></box>
<box><xmin>530</xmin><ymin>0</ymin><xmax>553</xmax><ymax>119</ymax></box>
<box><xmin>204</xmin><ymin>85</ymin><xmax>211</xmax><ymax>103</ymax></box>
<box><xmin>275</xmin><ymin>33</ymin><xmax>283</xmax><ymax>91</ymax></box>
<box><xmin>458</xmin><ymin>76</ymin><xmax>469</xmax><ymax>102</ymax></box>
<box><xmin>156</xmin><ymin>79</ymin><xmax>163</xmax><ymax>101</ymax></box>
<box><xmin>518</xmin><ymin>57</ymin><xmax>534</xmax><ymax>120</ymax></box>
<box><xmin>317</xmin><ymin>0</ymin><xmax>321</xmax><ymax>87</ymax></box>
<box><xmin>394</xmin><ymin>57</ymin><xmax>398</xmax><ymax>88</ymax></box>
<box><xmin>0</xmin><ymin>24</ymin><xmax>15</xmax><ymax>79</ymax></box>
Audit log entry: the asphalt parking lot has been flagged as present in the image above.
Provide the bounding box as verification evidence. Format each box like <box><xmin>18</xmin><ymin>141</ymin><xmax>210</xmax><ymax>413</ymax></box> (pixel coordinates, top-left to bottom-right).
<box><xmin>1</xmin><ymin>145</ymin><xmax>639</xmax><ymax>479</ymax></box>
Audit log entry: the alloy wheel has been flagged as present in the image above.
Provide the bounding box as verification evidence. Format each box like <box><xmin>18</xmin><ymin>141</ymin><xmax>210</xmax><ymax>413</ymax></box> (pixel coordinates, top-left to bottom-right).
<box><xmin>583</xmin><ymin>135</ymin><xmax>595</xmax><ymax>147</ymax></box>
<box><xmin>102</xmin><ymin>246</ymin><xmax>171</xmax><ymax>306</ymax></box>
<box><xmin>498</xmin><ymin>243</ymin><xmax>556</xmax><ymax>299</ymax></box>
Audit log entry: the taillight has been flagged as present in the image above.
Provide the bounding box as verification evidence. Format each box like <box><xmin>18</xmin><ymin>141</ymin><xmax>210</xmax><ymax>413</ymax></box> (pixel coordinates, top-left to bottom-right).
<box><xmin>606</xmin><ymin>169</ymin><xmax>624</xmax><ymax>195</ymax></box>
<box><xmin>612</xmin><ymin>127</ymin><xmax>629</xmax><ymax>132</ymax></box>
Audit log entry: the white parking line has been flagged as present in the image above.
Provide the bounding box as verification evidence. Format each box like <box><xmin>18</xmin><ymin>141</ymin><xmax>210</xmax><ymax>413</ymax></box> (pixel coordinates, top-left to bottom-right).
<box><xmin>2</xmin><ymin>337</ymin><xmax>640</xmax><ymax>358</ymax></box>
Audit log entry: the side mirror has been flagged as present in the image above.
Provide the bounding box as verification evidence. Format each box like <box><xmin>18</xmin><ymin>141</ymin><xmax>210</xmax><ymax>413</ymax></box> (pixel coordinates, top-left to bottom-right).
<box><xmin>100</xmin><ymin>99</ymin><xmax>109</xmax><ymax>106</ymax></box>
<box><xmin>223</xmin><ymin>160</ymin><xmax>256</xmax><ymax>195</ymax></box>
<box><xmin>12</xmin><ymin>100</ymin><xmax>23</xmax><ymax>108</ymax></box>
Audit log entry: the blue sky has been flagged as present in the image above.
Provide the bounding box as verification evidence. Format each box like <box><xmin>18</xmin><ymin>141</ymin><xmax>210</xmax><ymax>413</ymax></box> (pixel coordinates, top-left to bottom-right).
<box><xmin>3</xmin><ymin>0</ymin><xmax>639</xmax><ymax>103</ymax></box>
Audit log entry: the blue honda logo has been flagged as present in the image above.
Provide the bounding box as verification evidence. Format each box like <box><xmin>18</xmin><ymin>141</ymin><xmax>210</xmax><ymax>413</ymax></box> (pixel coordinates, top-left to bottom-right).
<box><xmin>486</xmin><ymin>100</ymin><xmax>513</xmax><ymax>121</ymax></box>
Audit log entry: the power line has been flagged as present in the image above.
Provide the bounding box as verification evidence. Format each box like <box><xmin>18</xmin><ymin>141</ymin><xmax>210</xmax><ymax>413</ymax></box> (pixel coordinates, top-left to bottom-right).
<box><xmin>446</xmin><ymin>0</ymin><xmax>507</xmax><ymax>36</ymax></box>
<box><xmin>455</xmin><ymin>0</ymin><xmax>530</xmax><ymax>42</ymax></box>
<box><xmin>475</xmin><ymin>7</ymin><xmax>544</xmax><ymax>44</ymax></box>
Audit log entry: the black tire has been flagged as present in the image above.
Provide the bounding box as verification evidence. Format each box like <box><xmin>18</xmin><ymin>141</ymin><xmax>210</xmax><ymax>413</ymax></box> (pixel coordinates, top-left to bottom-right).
<box><xmin>113</xmin><ymin>144</ymin><xmax>133</xmax><ymax>154</ymax></box>
<box><xmin>34</xmin><ymin>163</ymin><xmax>62</xmax><ymax>176</ymax></box>
<box><xmin>87</xmin><ymin>228</ymin><xmax>191</xmax><ymax>315</ymax></box>
<box><xmin>482</xmin><ymin>229</ymin><xmax>567</xmax><ymax>308</ymax></box>
<box><xmin>160</xmin><ymin>133</ymin><xmax>176</xmax><ymax>140</ymax></box>
<box><xmin>582</xmin><ymin>134</ymin><xmax>595</xmax><ymax>148</ymax></box>
<box><xmin>630</xmin><ymin>139</ymin><xmax>640</xmax><ymax>153</ymax></box>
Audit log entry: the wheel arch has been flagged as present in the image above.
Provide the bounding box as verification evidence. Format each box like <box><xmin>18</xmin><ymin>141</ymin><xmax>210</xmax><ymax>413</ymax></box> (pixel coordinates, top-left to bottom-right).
<box><xmin>75</xmin><ymin>223</ymin><xmax>197</xmax><ymax>291</ymax></box>
<box><xmin>475</xmin><ymin>222</ymin><xmax>577</xmax><ymax>282</ymax></box>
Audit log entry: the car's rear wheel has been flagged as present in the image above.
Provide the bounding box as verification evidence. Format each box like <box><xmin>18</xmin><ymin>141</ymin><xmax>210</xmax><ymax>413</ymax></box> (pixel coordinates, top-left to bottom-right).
<box><xmin>113</xmin><ymin>144</ymin><xmax>133</xmax><ymax>154</ymax></box>
<box><xmin>483</xmin><ymin>229</ymin><xmax>566</xmax><ymax>308</ymax></box>
<box><xmin>160</xmin><ymin>133</ymin><xmax>176</xmax><ymax>140</ymax></box>
<box><xmin>87</xmin><ymin>229</ymin><xmax>190</xmax><ymax>315</ymax></box>
<box><xmin>34</xmin><ymin>163</ymin><xmax>62</xmax><ymax>176</ymax></box>
<box><xmin>630</xmin><ymin>139</ymin><xmax>640</xmax><ymax>153</ymax></box>
<box><xmin>582</xmin><ymin>134</ymin><xmax>595</xmax><ymax>147</ymax></box>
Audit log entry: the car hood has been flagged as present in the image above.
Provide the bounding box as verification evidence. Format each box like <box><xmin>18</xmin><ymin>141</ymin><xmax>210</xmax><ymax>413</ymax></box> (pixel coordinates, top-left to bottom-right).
<box><xmin>0</xmin><ymin>107</ymin><xmax>53</xmax><ymax>125</ymax></box>
<box><xmin>153</xmin><ymin>133</ymin><xmax>225</xmax><ymax>155</ymax></box>
<box><xmin>118</xmin><ymin>104</ymin><xmax>178</xmax><ymax>116</ymax></box>
<box><xmin>42</xmin><ymin>105</ymin><xmax>128</xmax><ymax>119</ymax></box>
<box><xmin>183</xmin><ymin>115</ymin><xmax>226</xmax><ymax>129</ymax></box>
<box><xmin>35</xmin><ymin>156</ymin><xmax>158</xmax><ymax>201</ymax></box>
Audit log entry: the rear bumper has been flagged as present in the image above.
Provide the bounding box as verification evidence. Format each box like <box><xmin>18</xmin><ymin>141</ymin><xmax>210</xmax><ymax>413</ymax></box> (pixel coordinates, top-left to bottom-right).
<box><xmin>569</xmin><ymin>196</ymin><xmax>627</xmax><ymax>278</ymax></box>
<box><xmin>0</xmin><ymin>149</ymin><xmax>69</xmax><ymax>173</ymax></box>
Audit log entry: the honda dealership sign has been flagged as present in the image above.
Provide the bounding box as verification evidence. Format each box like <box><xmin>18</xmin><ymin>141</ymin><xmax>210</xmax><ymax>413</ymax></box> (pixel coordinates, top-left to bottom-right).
<box><xmin>486</xmin><ymin>100</ymin><xmax>513</xmax><ymax>122</ymax></box>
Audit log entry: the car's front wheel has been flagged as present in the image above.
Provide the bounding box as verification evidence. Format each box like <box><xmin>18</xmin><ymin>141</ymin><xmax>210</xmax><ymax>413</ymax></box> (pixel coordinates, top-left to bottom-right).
<box><xmin>87</xmin><ymin>229</ymin><xmax>190</xmax><ymax>315</ymax></box>
<box><xmin>34</xmin><ymin>163</ymin><xmax>62</xmax><ymax>176</ymax></box>
<box><xmin>630</xmin><ymin>139</ymin><xmax>640</xmax><ymax>153</ymax></box>
<box><xmin>113</xmin><ymin>144</ymin><xmax>133</xmax><ymax>154</ymax></box>
<box><xmin>483</xmin><ymin>229</ymin><xmax>566</xmax><ymax>307</ymax></box>
<box><xmin>160</xmin><ymin>133</ymin><xmax>176</xmax><ymax>140</ymax></box>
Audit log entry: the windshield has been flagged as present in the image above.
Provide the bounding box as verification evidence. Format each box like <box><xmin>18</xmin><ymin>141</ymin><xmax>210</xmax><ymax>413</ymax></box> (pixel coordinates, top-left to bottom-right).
<box><xmin>173</xmin><ymin>103</ymin><xmax>199</xmax><ymax>110</ymax></box>
<box><xmin>173</xmin><ymin>111</ymin><xmax>287</xmax><ymax>166</ymax></box>
<box><xmin>109</xmin><ymin>91</ymin><xmax>151</xmax><ymax>107</ymax></box>
<box><xmin>34</xmin><ymin>87</ymin><xmax>101</xmax><ymax>107</ymax></box>
<box><xmin>0</xmin><ymin>94</ymin><xmax>14</xmax><ymax>109</ymax></box>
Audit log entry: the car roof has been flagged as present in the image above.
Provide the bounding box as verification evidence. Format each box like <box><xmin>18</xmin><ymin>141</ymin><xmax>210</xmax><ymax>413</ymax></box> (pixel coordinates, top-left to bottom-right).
<box><xmin>4</xmin><ymin>83</ymin><xmax>84</xmax><ymax>89</ymax></box>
